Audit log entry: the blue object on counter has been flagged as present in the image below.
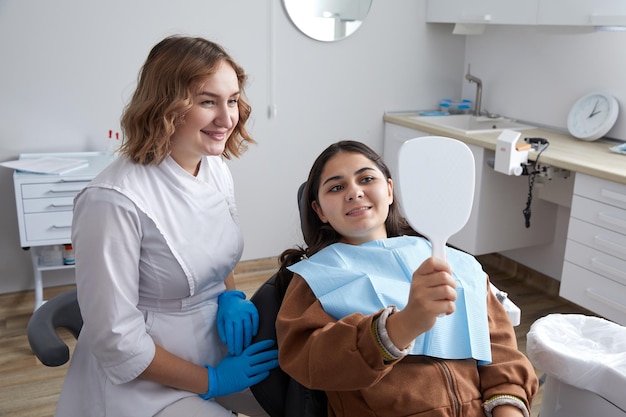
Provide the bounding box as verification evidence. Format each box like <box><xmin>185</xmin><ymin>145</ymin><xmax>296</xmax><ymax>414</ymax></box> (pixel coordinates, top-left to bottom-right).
<box><xmin>419</xmin><ymin>111</ymin><xmax>450</xmax><ymax>116</ymax></box>
<box><xmin>610</xmin><ymin>142</ymin><xmax>626</xmax><ymax>155</ymax></box>
<box><xmin>456</xmin><ymin>103</ymin><xmax>471</xmax><ymax>114</ymax></box>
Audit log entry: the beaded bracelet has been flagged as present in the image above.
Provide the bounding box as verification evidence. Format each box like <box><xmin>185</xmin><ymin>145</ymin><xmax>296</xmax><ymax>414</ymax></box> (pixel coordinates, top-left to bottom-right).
<box><xmin>371</xmin><ymin>306</ymin><xmax>413</xmax><ymax>362</ymax></box>
<box><xmin>483</xmin><ymin>394</ymin><xmax>529</xmax><ymax>417</ymax></box>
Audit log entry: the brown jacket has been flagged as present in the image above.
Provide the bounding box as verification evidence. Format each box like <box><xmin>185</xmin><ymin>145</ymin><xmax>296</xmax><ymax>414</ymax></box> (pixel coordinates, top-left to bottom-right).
<box><xmin>276</xmin><ymin>274</ymin><xmax>538</xmax><ymax>417</ymax></box>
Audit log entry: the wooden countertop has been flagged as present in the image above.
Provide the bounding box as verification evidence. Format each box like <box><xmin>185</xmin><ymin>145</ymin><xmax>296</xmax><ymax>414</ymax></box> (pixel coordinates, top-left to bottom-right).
<box><xmin>384</xmin><ymin>112</ymin><xmax>626</xmax><ymax>185</ymax></box>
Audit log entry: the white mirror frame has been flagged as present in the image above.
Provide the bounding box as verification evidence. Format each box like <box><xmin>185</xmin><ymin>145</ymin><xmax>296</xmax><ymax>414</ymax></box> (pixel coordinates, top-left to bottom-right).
<box><xmin>283</xmin><ymin>0</ymin><xmax>372</xmax><ymax>42</ymax></box>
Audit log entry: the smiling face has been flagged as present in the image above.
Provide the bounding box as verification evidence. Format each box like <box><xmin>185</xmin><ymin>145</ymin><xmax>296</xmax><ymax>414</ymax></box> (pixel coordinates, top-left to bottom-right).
<box><xmin>169</xmin><ymin>60</ymin><xmax>240</xmax><ymax>174</ymax></box>
<box><xmin>312</xmin><ymin>151</ymin><xmax>394</xmax><ymax>245</ymax></box>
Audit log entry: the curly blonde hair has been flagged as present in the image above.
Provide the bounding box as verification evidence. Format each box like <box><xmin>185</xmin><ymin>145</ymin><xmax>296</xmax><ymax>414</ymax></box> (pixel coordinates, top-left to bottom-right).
<box><xmin>119</xmin><ymin>35</ymin><xmax>254</xmax><ymax>164</ymax></box>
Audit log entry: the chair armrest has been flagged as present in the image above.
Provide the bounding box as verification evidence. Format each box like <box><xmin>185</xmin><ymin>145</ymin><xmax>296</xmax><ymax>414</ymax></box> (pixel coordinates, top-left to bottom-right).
<box><xmin>490</xmin><ymin>283</ymin><xmax>521</xmax><ymax>326</ymax></box>
<box><xmin>27</xmin><ymin>288</ymin><xmax>83</xmax><ymax>366</ymax></box>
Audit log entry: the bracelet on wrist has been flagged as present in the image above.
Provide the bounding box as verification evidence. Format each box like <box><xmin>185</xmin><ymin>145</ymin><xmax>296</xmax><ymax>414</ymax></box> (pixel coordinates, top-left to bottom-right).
<box><xmin>372</xmin><ymin>306</ymin><xmax>412</xmax><ymax>362</ymax></box>
<box><xmin>483</xmin><ymin>394</ymin><xmax>529</xmax><ymax>417</ymax></box>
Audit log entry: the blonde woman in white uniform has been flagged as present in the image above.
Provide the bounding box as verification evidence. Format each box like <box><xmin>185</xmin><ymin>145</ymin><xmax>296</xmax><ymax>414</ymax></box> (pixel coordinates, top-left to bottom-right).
<box><xmin>56</xmin><ymin>36</ymin><xmax>278</xmax><ymax>417</ymax></box>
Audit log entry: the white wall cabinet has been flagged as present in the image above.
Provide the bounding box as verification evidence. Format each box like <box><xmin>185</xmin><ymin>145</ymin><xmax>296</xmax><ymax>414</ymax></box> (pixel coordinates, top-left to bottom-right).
<box><xmin>383</xmin><ymin>123</ymin><xmax>558</xmax><ymax>256</ymax></box>
<box><xmin>560</xmin><ymin>173</ymin><xmax>626</xmax><ymax>325</ymax></box>
<box><xmin>538</xmin><ymin>0</ymin><xmax>626</xmax><ymax>26</ymax></box>
<box><xmin>428</xmin><ymin>0</ymin><xmax>626</xmax><ymax>27</ymax></box>
<box><xmin>427</xmin><ymin>0</ymin><xmax>540</xmax><ymax>25</ymax></box>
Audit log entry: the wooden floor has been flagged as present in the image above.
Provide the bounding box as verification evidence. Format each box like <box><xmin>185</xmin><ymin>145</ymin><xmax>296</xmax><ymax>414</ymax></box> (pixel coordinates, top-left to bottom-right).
<box><xmin>0</xmin><ymin>254</ymin><xmax>592</xmax><ymax>417</ymax></box>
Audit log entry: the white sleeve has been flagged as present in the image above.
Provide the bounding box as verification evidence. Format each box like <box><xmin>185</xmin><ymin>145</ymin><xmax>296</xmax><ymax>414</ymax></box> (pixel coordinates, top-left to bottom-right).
<box><xmin>72</xmin><ymin>187</ymin><xmax>156</xmax><ymax>384</ymax></box>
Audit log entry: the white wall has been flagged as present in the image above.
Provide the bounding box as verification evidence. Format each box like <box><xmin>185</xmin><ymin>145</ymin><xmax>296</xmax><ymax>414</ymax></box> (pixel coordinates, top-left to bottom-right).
<box><xmin>462</xmin><ymin>25</ymin><xmax>626</xmax><ymax>140</ymax></box>
<box><xmin>462</xmin><ymin>25</ymin><xmax>626</xmax><ymax>280</ymax></box>
<box><xmin>0</xmin><ymin>0</ymin><xmax>466</xmax><ymax>293</ymax></box>
<box><xmin>4</xmin><ymin>4</ymin><xmax>625</xmax><ymax>293</ymax></box>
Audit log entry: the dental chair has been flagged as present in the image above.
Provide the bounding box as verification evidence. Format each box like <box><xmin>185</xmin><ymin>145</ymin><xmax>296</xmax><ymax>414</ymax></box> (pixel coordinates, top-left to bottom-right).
<box><xmin>249</xmin><ymin>173</ymin><xmax>524</xmax><ymax>417</ymax></box>
<box><xmin>28</xmin><ymin>176</ymin><xmax>520</xmax><ymax>416</ymax></box>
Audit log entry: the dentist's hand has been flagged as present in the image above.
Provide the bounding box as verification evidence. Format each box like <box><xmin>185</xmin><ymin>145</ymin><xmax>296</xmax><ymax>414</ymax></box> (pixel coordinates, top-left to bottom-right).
<box><xmin>199</xmin><ymin>339</ymin><xmax>279</xmax><ymax>399</ymax></box>
<box><xmin>217</xmin><ymin>290</ymin><xmax>259</xmax><ymax>355</ymax></box>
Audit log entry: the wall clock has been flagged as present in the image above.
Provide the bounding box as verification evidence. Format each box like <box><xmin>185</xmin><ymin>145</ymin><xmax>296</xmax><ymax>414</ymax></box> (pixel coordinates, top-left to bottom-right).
<box><xmin>567</xmin><ymin>92</ymin><xmax>619</xmax><ymax>141</ymax></box>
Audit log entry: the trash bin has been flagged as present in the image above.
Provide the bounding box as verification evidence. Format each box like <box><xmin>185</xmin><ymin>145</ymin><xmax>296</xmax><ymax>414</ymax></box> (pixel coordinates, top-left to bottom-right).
<box><xmin>526</xmin><ymin>314</ymin><xmax>626</xmax><ymax>417</ymax></box>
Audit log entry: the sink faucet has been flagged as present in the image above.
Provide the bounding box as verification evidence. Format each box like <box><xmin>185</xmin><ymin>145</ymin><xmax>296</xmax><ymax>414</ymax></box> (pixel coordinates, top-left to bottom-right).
<box><xmin>465</xmin><ymin>64</ymin><xmax>482</xmax><ymax>117</ymax></box>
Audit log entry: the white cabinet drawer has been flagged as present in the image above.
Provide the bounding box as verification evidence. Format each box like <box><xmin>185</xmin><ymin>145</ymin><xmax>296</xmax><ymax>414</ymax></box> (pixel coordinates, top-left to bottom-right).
<box><xmin>562</xmin><ymin>173</ymin><xmax>626</xmax><ymax>322</ymax></box>
<box><xmin>567</xmin><ymin>218</ymin><xmax>626</xmax><ymax>261</ymax></box>
<box><xmin>570</xmin><ymin>195</ymin><xmax>626</xmax><ymax>236</ymax></box>
<box><xmin>574</xmin><ymin>173</ymin><xmax>626</xmax><ymax>210</ymax></box>
<box><xmin>565</xmin><ymin>240</ymin><xmax>626</xmax><ymax>286</ymax></box>
<box><xmin>561</xmin><ymin>262</ymin><xmax>626</xmax><ymax>325</ymax></box>
<box><xmin>24</xmin><ymin>211</ymin><xmax>73</xmax><ymax>243</ymax></box>
<box><xmin>21</xmin><ymin>181</ymin><xmax>89</xmax><ymax>199</ymax></box>
<box><xmin>23</xmin><ymin>197</ymin><xmax>75</xmax><ymax>214</ymax></box>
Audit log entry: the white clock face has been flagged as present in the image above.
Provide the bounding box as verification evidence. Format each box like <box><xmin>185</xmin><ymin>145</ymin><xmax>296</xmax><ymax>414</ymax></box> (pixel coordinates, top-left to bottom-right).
<box><xmin>567</xmin><ymin>93</ymin><xmax>619</xmax><ymax>141</ymax></box>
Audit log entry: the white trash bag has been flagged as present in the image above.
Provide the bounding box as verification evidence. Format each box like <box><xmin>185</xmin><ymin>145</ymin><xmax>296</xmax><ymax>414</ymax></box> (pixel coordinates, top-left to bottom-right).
<box><xmin>527</xmin><ymin>314</ymin><xmax>626</xmax><ymax>412</ymax></box>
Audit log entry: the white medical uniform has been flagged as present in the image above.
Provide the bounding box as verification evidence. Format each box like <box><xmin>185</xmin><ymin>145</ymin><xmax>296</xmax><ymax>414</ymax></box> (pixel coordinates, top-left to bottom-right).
<box><xmin>56</xmin><ymin>155</ymin><xmax>245</xmax><ymax>416</ymax></box>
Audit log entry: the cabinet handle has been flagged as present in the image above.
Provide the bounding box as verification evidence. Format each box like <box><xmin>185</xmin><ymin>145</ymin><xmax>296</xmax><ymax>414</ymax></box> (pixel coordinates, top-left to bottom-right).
<box><xmin>590</xmin><ymin>257</ymin><xmax>626</xmax><ymax>285</ymax></box>
<box><xmin>597</xmin><ymin>211</ymin><xmax>626</xmax><ymax>233</ymax></box>
<box><xmin>49</xmin><ymin>203</ymin><xmax>74</xmax><ymax>208</ymax></box>
<box><xmin>594</xmin><ymin>235</ymin><xmax>626</xmax><ymax>256</ymax></box>
<box><xmin>58</xmin><ymin>179</ymin><xmax>89</xmax><ymax>183</ymax></box>
<box><xmin>48</xmin><ymin>188</ymin><xmax>84</xmax><ymax>194</ymax></box>
<box><xmin>601</xmin><ymin>188</ymin><xmax>626</xmax><ymax>205</ymax></box>
<box><xmin>585</xmin><ymin>288</ymin><xmax>626</xmax><ymax>314</ymax></box>
<box><xmin>51</xmin><ymin>225</ymin><xmax>72</xmax><ymax>230</ymax></box>
<box><xmin>459</xmin><ymin>13</ymin><xmax>492</xmax><ymax>23</ymax></box>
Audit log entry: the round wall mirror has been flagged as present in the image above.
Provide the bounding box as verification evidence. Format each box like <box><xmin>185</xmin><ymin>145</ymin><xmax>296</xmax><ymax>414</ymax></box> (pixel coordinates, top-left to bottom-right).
<box><xmin>283</xmin><ymin>0</ymin><xmax>372</xmax><ymax>42</ymax></box>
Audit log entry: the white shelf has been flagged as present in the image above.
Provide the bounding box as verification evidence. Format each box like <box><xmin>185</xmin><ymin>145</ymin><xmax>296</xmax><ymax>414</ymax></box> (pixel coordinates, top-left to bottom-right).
<box><xmin>37</xmin><ymin>263</ymin><xmax>75</xmax><ymax>272</ymax></box>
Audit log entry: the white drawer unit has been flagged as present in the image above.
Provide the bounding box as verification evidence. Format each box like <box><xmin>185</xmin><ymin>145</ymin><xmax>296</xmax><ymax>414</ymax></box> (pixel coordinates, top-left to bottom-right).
<box><xmin>16</xmin><ymin>180</ymin><xmax>91</xmax><ymax>246</ymax></box>
<box><xmin>13</xmin><ymin>152</ymin><xmax>115</xmax><ymax>309</ymax></box>
<box><xmin>561</xmin><ymin>173</ymin><xmax>626</xmax><ymax>325</ymax></box>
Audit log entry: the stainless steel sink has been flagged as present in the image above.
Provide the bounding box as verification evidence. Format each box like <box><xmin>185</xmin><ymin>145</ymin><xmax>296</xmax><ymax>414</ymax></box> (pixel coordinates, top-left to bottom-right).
<box><xmin>409</xmin><ymin>114</ymin><xmax>536</xmax><ymax>135</ymax></box>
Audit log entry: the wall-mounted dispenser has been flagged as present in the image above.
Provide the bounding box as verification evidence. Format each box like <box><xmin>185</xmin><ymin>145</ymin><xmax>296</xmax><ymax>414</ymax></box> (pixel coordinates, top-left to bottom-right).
<box><xmin>494</xmin><ymin>130</ymin><xmax>529</xmax><ymax>176</ymax></box>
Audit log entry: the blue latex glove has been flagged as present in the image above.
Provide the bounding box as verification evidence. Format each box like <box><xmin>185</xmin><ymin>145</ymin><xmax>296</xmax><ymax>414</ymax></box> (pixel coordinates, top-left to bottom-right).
<box><xmin>217</xmin><ymin>290</ymin><xmax>259</xmax><ymax>355</ymax></box>
<box><xmin>199</xmin><ymin>339</ymin><xmax>279</xmax><ymax>399</ymax></box>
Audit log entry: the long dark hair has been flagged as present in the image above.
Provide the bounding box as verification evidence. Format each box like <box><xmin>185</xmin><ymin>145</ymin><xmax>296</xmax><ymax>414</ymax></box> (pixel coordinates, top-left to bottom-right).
<box><xmin>276</xmin><ymin>140</ymin><xmax>418</xmax><ymax>296</ymax></box>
